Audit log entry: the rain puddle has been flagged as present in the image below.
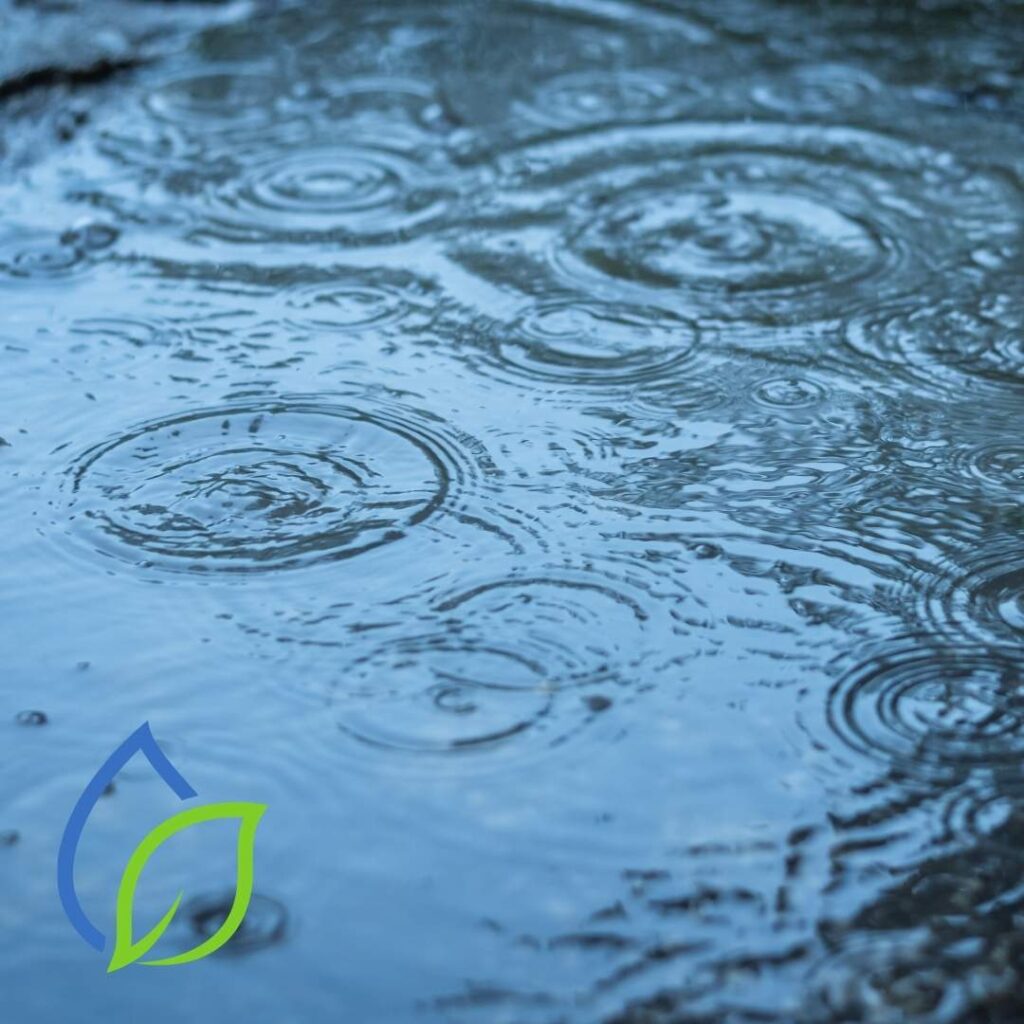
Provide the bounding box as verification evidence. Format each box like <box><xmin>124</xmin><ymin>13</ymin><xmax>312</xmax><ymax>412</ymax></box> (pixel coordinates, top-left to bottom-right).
<box><xmin>1</xmin><ymin>0</ymin><xmax>1022</xmax><ymax>1020</ymax></box>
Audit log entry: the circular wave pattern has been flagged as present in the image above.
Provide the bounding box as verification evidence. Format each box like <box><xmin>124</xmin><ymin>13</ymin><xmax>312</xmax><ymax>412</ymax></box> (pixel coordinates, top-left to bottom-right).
<box><xmin>752</xmin><ymin>376</ymin><xmax>827</xmax><ymax>409</ymax></box>
<box><xmin>940</xmin><ymin>788</ymin><xmax>1024</xmax><ymax>858</ymax></box>
<box><xmin>804</xmin><ymin>939</ymin><xmax>969</xmax><ymax>1024</ymax></box>
<box><xmin>0</xmin><ymin>234</ymin><xmax>83</xmax><ymax>281</ymax></box>
<box><xmin>284</xmin><ymin>279</ymin><xmax>426</xmax><ymax>335</ymax></box>
<box><xmin>826</xmin><ymin>642</ymin><xmax>1024</xmax><ymax>779</ymax></box>
<box><xmin>481</xmin><ymin>123</ymin><xmax>1021</xmax><ymax>330</ymax></box>
<box><xmin>337</xmin><ymin>637</ymin><xmax>555</xmax><ymax>757</ymax></box>
<box><xmin>518</xmin><ymin>69</ymin><xmax>704</xmax><ymax>128</ymax></box>
<box><xmin>955</xmin><ymin>442</ymin><xmax>1024</xmax><ymax>489</ymax></box>
<box><xmin>563</xmin><ymin>163</ymin><xmax>892</xmax><ymax>317</ymax></box>
<box><xmin>329</xmin><ymin>569</ymin><xmax>651</xmax><ymax>766</ymax></box>
<box><xmin>71</xmin><ymin>316</ymin><xmax>183</xmax><ymax>349</ymax></box>
<box><xmin>844</xmin><ymin>298</ymin><xmax>1024</xmax><ymax>397</ymax></box>
<box><xmin>432</xmin><ymin>572</ymin><xmax>652</xmax><ymax>688</ymax></box>
<box><xmin>146</xmin><ymin>72</ymin><xmax>290</xmax><ymax>132</ymax></box>
<box><xmin>751</xmin><ymin>63</ymin><xmax>881</xmax><ymax>115</ymax></box>
<box><xmin>206</xmin><ymin>139</ymin><xmax>452</xmax><ymax>242</ymax></box>
<box><xmin>918</xmin><ymin>546</ymin><xmax>1024</xmax><ymax>648</ymax></box>
<box><xmin>321</xmin><ymin>75</ymin><xmax>445</xmax><ymax>130</ymax></box>
<box><xmin>0</xmin><ymin>243</ymin><xmax>80</xmax><ymax>280</ymax></box>
<box><xmin>0</xmin><ymin>223</ymin><xmax>118</xmax><ymax>283</ymax></box>
<box><xmin>61</xmin><ymin>398</ymin><xmax>463</xmax><ymax>575</ymax></box>
<box><xmin>485</xmin><ymin>299</ymin><xmax>698</xmax><ymax>386</ymax></box>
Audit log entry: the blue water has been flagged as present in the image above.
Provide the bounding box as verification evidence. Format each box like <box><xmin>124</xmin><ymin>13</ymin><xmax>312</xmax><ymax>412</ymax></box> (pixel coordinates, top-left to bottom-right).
<box><xmin>1</xmin><ymin>1</ymin><xmax>1023</xmax><ymax>1020</ymax></box>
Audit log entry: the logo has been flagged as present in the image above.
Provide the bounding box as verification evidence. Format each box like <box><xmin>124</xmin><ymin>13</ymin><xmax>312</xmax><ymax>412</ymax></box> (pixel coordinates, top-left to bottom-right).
<box><xmin>57</xmin><ymin>723</ymin><xmax>266</xmax><ymax>973</ymax></box>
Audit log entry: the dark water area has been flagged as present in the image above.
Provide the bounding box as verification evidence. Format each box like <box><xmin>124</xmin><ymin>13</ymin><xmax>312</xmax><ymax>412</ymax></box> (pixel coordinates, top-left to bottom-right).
<box><xmin>1</xmin><ymin>0</ymin><xmax>1023</xmax><ymax>1020</ymax></box>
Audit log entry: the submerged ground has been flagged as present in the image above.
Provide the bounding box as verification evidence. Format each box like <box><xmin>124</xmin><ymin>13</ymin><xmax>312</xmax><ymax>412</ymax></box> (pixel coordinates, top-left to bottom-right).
<box><xmin>1</xmin><ymin>0</ymin><xmax>1023</xmax><ymax>1020</ymax></box>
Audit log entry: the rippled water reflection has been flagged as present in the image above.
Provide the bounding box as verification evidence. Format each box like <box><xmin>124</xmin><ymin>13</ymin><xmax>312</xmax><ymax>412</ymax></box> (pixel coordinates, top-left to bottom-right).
<box><xmin>1</xmin><ymin>0</ymin><xmax>1022</xmax><ymax>1021</ymax></box>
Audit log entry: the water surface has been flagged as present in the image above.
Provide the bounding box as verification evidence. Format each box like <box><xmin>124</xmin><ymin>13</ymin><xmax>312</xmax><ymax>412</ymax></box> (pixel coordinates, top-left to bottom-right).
<box><xmin>1</xmin><ymin>1</ymin><xmax>1023</xmax><ymax>1020</ymax></box>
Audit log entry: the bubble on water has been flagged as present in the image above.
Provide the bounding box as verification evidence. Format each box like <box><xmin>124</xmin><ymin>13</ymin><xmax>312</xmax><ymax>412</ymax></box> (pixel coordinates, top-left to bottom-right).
<box><xmin>58</xmin><ymin>396</ymin><xmax>476</xmax><ymax>576</ymax></box>
<box><xmin>825</xmin><ymin>640</ymin><xmax>1024</xmax><ymax>781</ymax></box>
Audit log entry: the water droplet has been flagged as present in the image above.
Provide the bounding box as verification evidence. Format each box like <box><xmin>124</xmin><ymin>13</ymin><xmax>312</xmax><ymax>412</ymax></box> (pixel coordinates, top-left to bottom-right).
<box><xmin>15</xmin><ymin>710</ymin><xmax>48</xmax><ymax>727</ymax></box>
<box><xmin>182</xmin><ymin>892</ymin><xmax>287</xmax><ymax>956</ymax></box>
<box><xmin>752</xmin><ymin>377</ymin><xmax>826</xmax><ymax>409</ymax></box>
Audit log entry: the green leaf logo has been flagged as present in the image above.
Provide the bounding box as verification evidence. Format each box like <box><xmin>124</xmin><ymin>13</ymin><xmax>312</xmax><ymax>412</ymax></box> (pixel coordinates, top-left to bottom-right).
<box><xmin>107</xmin><ymin>802</ymin><xmax>267</xmax><ymax>973</ymax></box>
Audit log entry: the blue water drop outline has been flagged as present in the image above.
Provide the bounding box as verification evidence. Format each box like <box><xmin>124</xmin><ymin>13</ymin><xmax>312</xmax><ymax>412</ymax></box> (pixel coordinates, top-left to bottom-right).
<box><xmin>57</xmin><ymin>723</ymin><xmax>197</xmax><ymax>952</ymax></box>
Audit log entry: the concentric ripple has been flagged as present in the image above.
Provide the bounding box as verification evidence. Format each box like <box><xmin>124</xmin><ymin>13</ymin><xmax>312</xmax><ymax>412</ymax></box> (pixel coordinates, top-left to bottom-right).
<box><xmin>940</xmin><ymin>787</ymin><xmax>1024</xmax><ymax>858</ymax></box>
<box><xmin>826</xmin><ymin>641</ymin><xmax>1024</xmax><ymax>780</ymax></box>
<box><xmin>751</xmin><ymin>63</ymin><xmax>882</xmax><ymax>115</ymax></box>
<box><xmin>320</xmin><ymin>75</ymin><xmax>445</xmax><ymax>131</ymax></box>
<box><xmin>517</xmin><ymin>69</ymin><xmax>704</xmax><ymax>128</ymax></box>
<box><xmin>917</xmin><ymin>545</ymin><xmax>1024</xmax><ymax>647</ymax></box>
<box><xmin>0</xmin><ymin>233</ymin><xmax>82</xmax><ymax>282</ymax></box>
<box><xmin>336</xmin><ymin>637</ymin><xmax>555</xmax><ymax>759</ymax></box>
<box><xmin>204</xmin><ymin>135</ymin><xmax>453</xmax><ymax>242</ymax></box>
<box><xmin>0</xmin><ymin>224</ymin><xmax>117</xmax><ymax>283</ymax></box>
<box><xmin>752</xmin><ymin>376</ymin><xmax>827</xmax><ymax>409</ymax></box>
<box><xmin>563</xmin><ymin>170</ymin><xmax>889</xmax><ymax>323</ymax></box>
<box><xmin>954</xmin><ymin>442</ymin><xmax>1024</xmax><ymax>489</ymax></box>
<box><xmin>844</xmin><ymin>296</ymin><xmax>1024</xmax><ymax>396</ymax></box>
<box><xmin>60</xmin><ymin>397</ymin><xmax>466</xmax><ymax>575</ymax></box>
<box><xmin>482</xmin><ymin>298</ymin><xmax>698</xmax><ymax>386</ymax></box>
<box><xmin>328</xmin><ymin>568</ymin><xmax>654</xmax><ymax>767</ymax></box>
<box><xmin>283</xmin><ymin>276</ymin><xmax>431</xmax><ymax>335</ymax></box>
<box><xmin>431</xmin><ymin>571</ymin><xmax>654</xmax><ymax>688</ymax></box>
<box><xmin>145</xmin><ymin>71</ymin><xmax>292</xmax><ymax>132</ymax></box>
<box><xmin>71</xmin><ymin>316</ymin><xmax>182</xmax><ymax>349</ymax></box>
<box><xmin>474</xmin><ymin>123</ymin><xmax>1022</xmax><ymax>330</ymax></box>
<box><xmin>804</xmin><ymin>938</ymin><xmax>970</xmax><ymax>1024</ymax></box>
